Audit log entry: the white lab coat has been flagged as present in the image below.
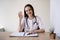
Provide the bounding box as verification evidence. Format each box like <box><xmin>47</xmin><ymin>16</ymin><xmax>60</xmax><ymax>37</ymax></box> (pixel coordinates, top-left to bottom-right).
<box><xmin>21</xmin><ymin>16</ymin><xmax>44</xmax><ymax>32</ymax></box>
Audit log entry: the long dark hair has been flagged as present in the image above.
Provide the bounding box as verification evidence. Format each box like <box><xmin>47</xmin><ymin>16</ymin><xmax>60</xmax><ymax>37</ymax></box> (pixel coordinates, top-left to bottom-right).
<box><xmin>24</xmin><ymin>4</ymin><xmax>35</xmax><ymax>18</ymax></box>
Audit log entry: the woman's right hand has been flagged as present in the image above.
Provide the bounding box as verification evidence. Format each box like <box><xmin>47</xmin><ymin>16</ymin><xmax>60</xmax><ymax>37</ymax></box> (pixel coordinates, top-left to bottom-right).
<box><xmin>18</xmin><ymin>11</ymin><xmax>23</xmax><ymax>20</ymax></box>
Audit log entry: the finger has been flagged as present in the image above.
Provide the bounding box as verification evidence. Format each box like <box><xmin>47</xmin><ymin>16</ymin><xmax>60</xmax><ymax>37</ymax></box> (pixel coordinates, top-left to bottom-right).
<box><xmin>27</xmin><ymin>32</ymin><xmax>32</xmax><ymax>35</ymax></box>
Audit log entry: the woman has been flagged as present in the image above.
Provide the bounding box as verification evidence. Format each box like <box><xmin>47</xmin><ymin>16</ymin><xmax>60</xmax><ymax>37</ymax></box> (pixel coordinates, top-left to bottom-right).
<box><xmin>18</xmin><ymin>4</ymin><xmax>45</xmax><ymax>34</ymax></box>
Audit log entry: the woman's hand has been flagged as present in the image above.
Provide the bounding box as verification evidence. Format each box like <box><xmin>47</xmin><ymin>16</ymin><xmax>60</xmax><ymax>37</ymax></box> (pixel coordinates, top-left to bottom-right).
<box><xmin>27</xmin><ymin>30</ymin><xmax>35</xmax><ymax>35</ymax></box>
<box><xmin>18</xmin><ymin>11</ymin><xmax>23</xmax><ymax>32</ymax></box>
<box><xmin>18</xmin><ymin>11</ymin><xmax>23</xmax><ymax>20</ymax></box>
<box><xmin>27</xmin><ymin>29</ymin><xmax>45</xmax><ymax>35</ymax></box>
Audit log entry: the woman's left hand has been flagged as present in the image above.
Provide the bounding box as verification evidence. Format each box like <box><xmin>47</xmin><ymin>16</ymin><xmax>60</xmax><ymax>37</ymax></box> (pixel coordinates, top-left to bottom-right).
<box><xmin>27</xmin><ymin>30</ymin><xmax>35</xmax><ymax>35</ymax></box>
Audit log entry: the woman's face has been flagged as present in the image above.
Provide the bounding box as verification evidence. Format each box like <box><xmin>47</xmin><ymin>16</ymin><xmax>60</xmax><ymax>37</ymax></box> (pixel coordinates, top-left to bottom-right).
<box><xmin>25</xmin><ymin>6</ymin><xmax>33</xmax><ymax>17</ymax></box>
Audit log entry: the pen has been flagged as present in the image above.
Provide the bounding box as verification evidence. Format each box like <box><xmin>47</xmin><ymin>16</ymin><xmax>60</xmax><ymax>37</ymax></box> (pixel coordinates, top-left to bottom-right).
<box><xmin>23</xmin><ymin>31</ymin><xmax>26</xmax><ymax>36</ymax></box>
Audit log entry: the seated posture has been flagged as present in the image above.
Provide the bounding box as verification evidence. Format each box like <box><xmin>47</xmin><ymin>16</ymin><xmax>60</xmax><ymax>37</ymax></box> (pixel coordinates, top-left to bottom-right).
<box><xmin>18</xmin><ymin>4</ymin><xmax>45</xmax><ymax>34</ymax></box>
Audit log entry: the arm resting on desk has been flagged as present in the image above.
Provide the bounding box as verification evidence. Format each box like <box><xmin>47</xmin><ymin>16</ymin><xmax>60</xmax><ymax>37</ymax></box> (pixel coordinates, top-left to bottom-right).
<box><xmin>28</xmin><ymin>29</ymin><xmax>45</xmax><ymax>34</ymax></box>
<box><xmin>34</xmin><ymin>29</ymin><xmax>45</xmax><ymax>33</ymax></box>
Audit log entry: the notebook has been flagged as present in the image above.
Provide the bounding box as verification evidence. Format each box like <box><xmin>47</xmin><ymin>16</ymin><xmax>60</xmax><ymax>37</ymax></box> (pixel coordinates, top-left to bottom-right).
<box><xmin>10</xmin><ymin>32</ymin><xmax>38</xmax><ymax>37</ymax></box>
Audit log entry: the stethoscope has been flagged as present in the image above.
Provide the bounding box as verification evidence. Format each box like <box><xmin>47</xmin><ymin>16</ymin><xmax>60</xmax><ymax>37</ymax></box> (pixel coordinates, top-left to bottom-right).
<box><xmin>26</xmin><ymin>17</ymin><xmax>38</xmax><ymax>29</ymax></box>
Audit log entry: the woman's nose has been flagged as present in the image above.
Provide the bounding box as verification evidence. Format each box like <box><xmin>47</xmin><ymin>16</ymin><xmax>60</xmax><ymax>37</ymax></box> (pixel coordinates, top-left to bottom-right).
<box><xmin>28</xmin><ymin>11</ymin><xmax>31</xmax><ymax>13</ymax></box>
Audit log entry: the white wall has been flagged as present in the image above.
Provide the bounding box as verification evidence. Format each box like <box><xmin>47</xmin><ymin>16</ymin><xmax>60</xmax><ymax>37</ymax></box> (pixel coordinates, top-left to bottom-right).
<box><xmin>50</xmin><ymin>0</ymin><xmax>60</xmax><ymax>33</ymax></box>
<box><xmin>0</xmin><ymin>0</ymin><xmax>50</xmax><ymax>32</ymax></box>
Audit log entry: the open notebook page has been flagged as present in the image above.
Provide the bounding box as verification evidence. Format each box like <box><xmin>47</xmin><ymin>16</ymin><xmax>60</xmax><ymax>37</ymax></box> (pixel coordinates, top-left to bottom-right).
<box><xmin>10</xmin><ymin>32</ymin><xmax>24</xmax><ymax>36</ymax></box>
<box><xmin>10</xmin><ymin>32</ymin><xmax>38</xmax><ymax>37</ymax></box>
<box><xmin>25</xmin><ymin>32</ymin><xmax>38</xmax><ymax>37</ymax></box>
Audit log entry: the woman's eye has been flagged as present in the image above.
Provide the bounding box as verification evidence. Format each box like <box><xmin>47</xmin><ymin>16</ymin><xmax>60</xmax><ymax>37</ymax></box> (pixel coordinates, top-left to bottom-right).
<box><xmin>25</xmin><ymin>9</ymin><xmax>32</xmax><ymax>12</ymax></box>
<box><xmin>25</xmin><ymin>10</ymin><xmax>28</xmax><ymax>12</ymax></box>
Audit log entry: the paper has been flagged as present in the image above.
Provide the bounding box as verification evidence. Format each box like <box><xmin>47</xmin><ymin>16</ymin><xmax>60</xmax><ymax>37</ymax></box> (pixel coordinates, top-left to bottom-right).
<box><xmin>25</xmin><ymin>33</ymin><xmax>38</xmax><ymax>37</ymax></box>
<box><xmin>10</xmin><ymin>32</ymin><xmax>38</xmax><ymax>37</ymax></box>
<box><xmin>10</xmin><ymin>32</ymin><xmax>24</xmax><ymax>36</ymax></box>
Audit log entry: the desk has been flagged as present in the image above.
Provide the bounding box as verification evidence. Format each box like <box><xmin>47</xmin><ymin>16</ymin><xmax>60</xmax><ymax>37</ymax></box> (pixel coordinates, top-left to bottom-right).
<box><xmin>0</xmin><ymin>32</ymin><xmax>60</xmax><ymax>40</ymax></box>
